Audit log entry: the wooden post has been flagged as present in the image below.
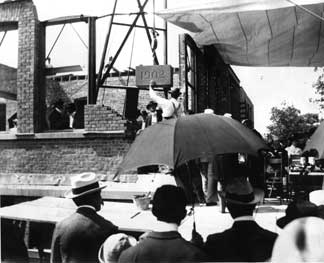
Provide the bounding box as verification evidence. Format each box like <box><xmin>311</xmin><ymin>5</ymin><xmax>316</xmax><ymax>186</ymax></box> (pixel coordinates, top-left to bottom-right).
<box><xmin>88</xmin><ymin>17</ymin><xmax>97</xmax><ymax>104</ymax></box>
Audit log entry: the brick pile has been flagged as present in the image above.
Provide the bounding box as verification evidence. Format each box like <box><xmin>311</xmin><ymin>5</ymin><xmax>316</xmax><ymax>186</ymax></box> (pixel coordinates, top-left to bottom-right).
<box><xmin>85</xmin><ymin>105</ymin><xmax>127</xmax><ymax>132</ymax></box>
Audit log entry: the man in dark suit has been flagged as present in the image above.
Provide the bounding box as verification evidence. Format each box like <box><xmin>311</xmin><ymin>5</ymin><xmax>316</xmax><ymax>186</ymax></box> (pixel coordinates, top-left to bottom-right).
<box><xmin>204</xmin><ymin>167</ymin><xmax>278</xmax><ymax>262</ymax></box>
<box><xmin>50</xmin><ymin>172</ymin><xmax>118</xmax><ymax>263</ymax></box>
<box><xmin>118</xmin><ymin>185</ymin><xmax>206</xmax><ymax>263</ymax></box>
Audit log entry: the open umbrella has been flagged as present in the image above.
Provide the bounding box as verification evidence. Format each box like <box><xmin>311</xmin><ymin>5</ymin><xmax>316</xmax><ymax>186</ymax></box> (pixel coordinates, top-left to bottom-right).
<box><xmin>117</xmin><ymin>113</ymin><xmax>269</xmax><ymax>174</ymax></box>
<box><xmin>304</xmin><ymin>121</ymin><xmax>324</xmax><ymax>158</ymax></box>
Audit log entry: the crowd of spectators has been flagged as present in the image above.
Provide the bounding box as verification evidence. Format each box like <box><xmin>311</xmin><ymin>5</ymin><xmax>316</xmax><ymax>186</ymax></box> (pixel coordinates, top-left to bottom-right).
<box><xmin>5</xmin><ymin>168</ymin><xmax>324</xmax><ymax>262</ymax></box>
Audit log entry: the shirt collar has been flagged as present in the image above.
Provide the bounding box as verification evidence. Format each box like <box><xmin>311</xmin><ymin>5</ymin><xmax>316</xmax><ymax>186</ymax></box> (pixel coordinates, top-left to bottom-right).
<box><xmin>234</xmin><ymin>215</ymin><xmax>255</xmax><ymax>222</ymax></box>
<box><xmin>153</xmin><ymin>220</ymin><xmax>179</xmax><ymax>232</ymax></box>
<box><xmin>78</xmin><ymin>205</ymin><xmax>96</xmax><ymax>211</ymax></box>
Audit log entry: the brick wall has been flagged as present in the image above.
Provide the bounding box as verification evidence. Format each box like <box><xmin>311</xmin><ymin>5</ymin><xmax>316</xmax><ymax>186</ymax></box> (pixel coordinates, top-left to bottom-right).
<box><xmin>0</xmin><ymin>135</ymin><xmax>132</xmax><ymax>180</ymax></box>
<box><xmin>0</xmin><ymin>0</ymin><xmax>45</xmax><ymax>133</ymax></box>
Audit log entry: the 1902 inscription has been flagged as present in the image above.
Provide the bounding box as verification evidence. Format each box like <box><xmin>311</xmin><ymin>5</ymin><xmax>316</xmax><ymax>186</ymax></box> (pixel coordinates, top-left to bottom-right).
<box><xmin>136</xmin><ymin>65</ymin><xmax>173</xmax><ymax>87</ymax></box>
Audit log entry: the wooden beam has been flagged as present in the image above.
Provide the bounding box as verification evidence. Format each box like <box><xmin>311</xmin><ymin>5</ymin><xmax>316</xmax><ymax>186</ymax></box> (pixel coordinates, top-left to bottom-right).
<box><xmin>45</xmin><ymin>65</ymin><xmax>83</xmax><ymax>75</ymax></box>
<box><xmin>100</xmin><ymin>84</ymin><xmax>165</xmax><ymax>91</ymax></box>
<box><xmin>112</xmin><ymin>22</ymin><xmax>166</xmax><ymax>32</ymax></box>
<box><xmin>42</xmin><ymin>15</ymin><xmax>89</xmax><ymax>26</ymax></box>
<box><xmin>88</xmin><ymin>17</ymin><xmax>97</xmax><ymax>104</ymax></box>
<box><xmin>0</xmin><ymin>91</ymin><xmax>16</xmax><ymax>100</ymax></box>
<box><xmin>0</xmin><ymin>22</ymin><xmax>18</xmax><ymax>31</ymax></box>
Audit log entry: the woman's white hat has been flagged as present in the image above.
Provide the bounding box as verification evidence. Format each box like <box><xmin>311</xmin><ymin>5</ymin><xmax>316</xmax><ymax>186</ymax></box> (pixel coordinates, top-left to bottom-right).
<box><xmin>272</xmin><ymin>217</ymin><xmax>324</xmax><ymax>262</ymax></box>
<box><xmin>98</xmin><ymin>233</ymin><xmax>137</xmax><ymax>263</ymax></box>
<box><xmin>309</xmin><ymin>190</ymin><xmax>324</xmax><ymax>206</ymax></box>
<box><xmin>204</xmin><ymin>108</ymin><xmax>214</xmax><ymax>114</ymax></box>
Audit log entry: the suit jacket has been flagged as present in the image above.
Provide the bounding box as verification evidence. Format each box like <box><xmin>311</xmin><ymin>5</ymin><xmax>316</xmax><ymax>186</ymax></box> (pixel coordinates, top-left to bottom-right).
<box><xmin>118</xmin><ymin>231</ymin><xmax>206</xmax><ymax>263</ymax></box>
<box><xmin>1</xmin><ymin>219</ymin><xmax>29</xmax><ymax>262</ymax></box>
<box><xmin>204</xmin><ymin>220</ymin><xmax>278</xmax><ymax>262</ymax></box>
<box><xmin>51</xmin><ymin>207</ymin><xmax>118</xmax><ymax>263</ymax></box>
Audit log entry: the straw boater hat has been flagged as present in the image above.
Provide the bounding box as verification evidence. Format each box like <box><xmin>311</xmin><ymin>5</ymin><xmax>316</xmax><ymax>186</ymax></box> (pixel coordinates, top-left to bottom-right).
<box><xmin>204</xmin><ymin>108</ymin><xmax>214</xmax><ymax>114</ymax></box>
<box><xmin>221</xmin><ymin>177</ymin><xmax>264</xmax><ymax>205</ymax></box>
<box><xmin>65</xmin><ymin>172</ymin><xmax>106</xmax><ymax>199</ymax></box>
<box><xmin>223</xmin><ymin>113</ymin><xmax>232</xmax><ymax>118</ymax></box>
<box><xmin>98</xmin><ymin>233</ymin><xmax>137</xmax><ymax>263</ymax></box>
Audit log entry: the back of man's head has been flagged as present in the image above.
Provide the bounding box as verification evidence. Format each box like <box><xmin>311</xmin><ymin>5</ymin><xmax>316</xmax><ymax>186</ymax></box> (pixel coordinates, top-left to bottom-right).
<box><xmin>227</xmin><ymin>202</ymin><xmax>256</xmax><ymax>218</ymax></box>
<box><xmin>152</xmin><ymin>185</ymin><xmax>187</xmax><ymax>225</ymax></box>
<box><xmin>224</xmin><ymin>166</ymin><xmax>263</xmax><ymax>218</ymax></box>
<box><xmin>73</xmin><ymin>191</ymin><xmax>102</xmax><ymax>211</ymax></box>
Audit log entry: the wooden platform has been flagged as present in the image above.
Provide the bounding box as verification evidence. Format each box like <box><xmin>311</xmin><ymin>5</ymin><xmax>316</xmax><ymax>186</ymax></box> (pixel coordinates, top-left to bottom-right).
<box><xmin>0</xmin><ymin>196</ymin><xmax>286</xmax><ymax>239</ymax></box>
<box><xmin>0</xmin><ymin>173</ymin><xmax>177</xmax><ymax>200</ymax></box>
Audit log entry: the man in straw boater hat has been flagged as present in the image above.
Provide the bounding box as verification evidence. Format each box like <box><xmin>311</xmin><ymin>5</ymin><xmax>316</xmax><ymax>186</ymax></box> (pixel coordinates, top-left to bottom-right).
<box><xmin>203</xmin><ymin>166</ymin><xmax>278</xmax><ymax>262</ymax></box>
<box><xmin>51</xmin><ymin>172</ymin><xmax>118</xmax><ymax>263</ymax></box>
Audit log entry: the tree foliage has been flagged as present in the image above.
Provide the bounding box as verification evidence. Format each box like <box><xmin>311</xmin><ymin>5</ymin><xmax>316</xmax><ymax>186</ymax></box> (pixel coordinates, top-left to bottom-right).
<box><xmin>267</xmin><ymin>103</ymin><xmax>318</xmax><ymax>146</ymax></box>
<box><xmin>311</xmin><ymin>68</ymin><xmax>324</xmax><ymax>110</ymax></box>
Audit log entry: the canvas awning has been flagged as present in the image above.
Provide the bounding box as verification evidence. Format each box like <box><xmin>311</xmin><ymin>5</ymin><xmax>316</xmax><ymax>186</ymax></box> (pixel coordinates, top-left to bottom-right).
<box><xmin>157</xmin><ymin>0</ymin><xmax>324</xmax><ymax>66</ymax></box>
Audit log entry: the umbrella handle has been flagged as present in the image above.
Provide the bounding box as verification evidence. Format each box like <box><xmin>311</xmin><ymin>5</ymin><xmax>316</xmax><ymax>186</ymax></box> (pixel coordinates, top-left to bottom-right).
<box><xmin>185</xmin><ymin>161</ymin><xmax>197</xmax><ymax>231</ymax></box>
<box><xmin>191</xmin><ymin>206</ymin><xmax>196</xmax><ymax>231</ymax></box>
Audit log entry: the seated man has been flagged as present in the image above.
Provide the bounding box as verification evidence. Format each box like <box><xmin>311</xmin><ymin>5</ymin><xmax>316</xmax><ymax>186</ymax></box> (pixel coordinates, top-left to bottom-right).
<box><xmin>204</xmin><ymin>171</ymin><xmax>278</xmax><ymax>262</ymax></box>
<box><xmin>118</xmin><ymin>185</ymin><xmax>207</xmax><ymax>263</ymax></box>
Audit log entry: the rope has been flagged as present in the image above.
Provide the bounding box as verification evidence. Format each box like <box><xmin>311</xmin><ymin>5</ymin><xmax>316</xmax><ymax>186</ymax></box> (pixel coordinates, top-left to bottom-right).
<box><xmin>153</xmin><ymin>0</ymin><xmax>156</xmax><ymax>30</ymax></box>
<box><xmin>46</xmin><ymin>24</ymin><xmax>66</xmax><ymax>60</ymax></box>
<box><xmin>286</xmin><ymin>0</ymin><xmax>324</xmax><ymax>22</ymax></box>
<box><xmin>70</xmin><ymin>23</ymin><xmax>88</xmax><ymax>49</ymax></box>
<box><xmin>100</xmin><ymin>45</ymin><xmax>113</xmax><ymax>106</ymax></box>
<box><xmin>151</xmin><ymin>0</ymin><xmax>158</xmax><ymax>60</ymax></box>
<box><xmin>0</xmin><ymin>31</ymin><xmax>7</xmax><ymax>47</ymax></box>
<box><xmin>127</xmin><ymin>28</ymin><xmax>136</xmax><ymax>86</ymax></box>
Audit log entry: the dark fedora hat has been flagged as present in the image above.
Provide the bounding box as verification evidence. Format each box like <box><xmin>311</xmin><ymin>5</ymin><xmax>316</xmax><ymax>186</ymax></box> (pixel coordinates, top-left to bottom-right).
<box><xmin>220</xmin><ymin>176</ymin><xmax>264</xmax><ymax>205</ymax></box>
<box><xmin>169</xmin><ymin>87</ymin><xmax>181</xmax><ymax>97</ymax></box>
<box><xmin>276</xmin><ymin>200</ymin><xmax>318</xmax><ymax>228</ymax></box>
<box><xmin>146</xmin><ymin>100</ymin><xmax>158</xmax><ymax>110</ymax></box>
<box><xmin>65</xmin><ymin>172</ymin><xmax>106</xmax><ymax>199</ymax></box>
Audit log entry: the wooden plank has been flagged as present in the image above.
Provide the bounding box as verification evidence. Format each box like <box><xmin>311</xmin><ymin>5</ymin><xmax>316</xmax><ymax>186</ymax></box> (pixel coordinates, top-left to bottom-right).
<box><xmin>0</xmin><ymin>197</ymin><xmax>162</xmax><ymax>232</ymax></box>
<box><xmin>0</xmin><ymin>173</ymin><xmax>176</xmax><ymax>200</ymax></box>
<box><xmin>0</xmin><ymin>22</ymin><xmax>18</xmax><ymax>31</ymax></box>
<box><xmin>0</xmin><ymin>91</ymin><xmax>16</xmax><ymax>100</ymax></box>
<box><xmin>45</xmin><ymin>65</ymin><xmax>83</xmax><ymax>75</ymax></box>
<box><xmin>0</xmin><ymin>173</ymin><xmax>70</xmax><ymax>186</ymax></box>
<box><xmin>42</xmin><ymin>15</ymin><xmax>89</xmax><ymax>26</ymax></box>
<box><xmin>100</xmin><ymin>85</ymin><xmax>165</xmax><ymax>91</ymax></box>
<box><xmin>0</xmin><ymin>197</ymin><xmax>286</xmax><ymax>238</ymax></box>
<box><xmin>0</xmin><ymin>185</ymin><xmax>150</xmax><ymax>200</ymax></box>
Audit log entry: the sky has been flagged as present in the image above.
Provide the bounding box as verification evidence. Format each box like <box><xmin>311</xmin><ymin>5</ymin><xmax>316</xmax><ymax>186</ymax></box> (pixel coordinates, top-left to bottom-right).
<box><xmin>0</xmin><ymin>0</ymin><xmax>322</xmax><ymax>135</ymax></box>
